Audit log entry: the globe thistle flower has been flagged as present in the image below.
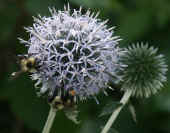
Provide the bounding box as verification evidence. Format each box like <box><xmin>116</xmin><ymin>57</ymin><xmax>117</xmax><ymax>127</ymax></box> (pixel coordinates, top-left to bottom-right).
<box><xmin>18</xmin><ymin>5</ymin><xmax>122</xmax><ymax>102</ymax></box>
<box><xmin>120</xmin><ymin>43</ymin><xmax>168</xmax><ymax>98</ymax></box>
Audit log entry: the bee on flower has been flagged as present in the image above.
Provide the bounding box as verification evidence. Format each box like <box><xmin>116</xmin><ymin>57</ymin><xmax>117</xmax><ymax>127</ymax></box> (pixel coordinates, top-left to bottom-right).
<box><xmin>13</xmin><ymin>4</ymin><xmax>122</xmax><ymax>104</ymax></box>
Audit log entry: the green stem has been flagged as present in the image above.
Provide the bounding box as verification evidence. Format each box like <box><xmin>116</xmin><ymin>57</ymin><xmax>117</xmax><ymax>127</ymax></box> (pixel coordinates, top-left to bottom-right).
<box><xmin>101</xmin><ymin>89</ymin><xmax>132</xmax><ymax>133</ymax></box>
<box><xmin>42</xmin><ymin>106</ymin><xmax>57</xmax><ymax>133</ymax></box>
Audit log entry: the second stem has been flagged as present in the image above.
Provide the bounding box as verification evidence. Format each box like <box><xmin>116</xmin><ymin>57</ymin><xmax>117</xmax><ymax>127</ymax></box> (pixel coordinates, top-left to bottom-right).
<box><xmin>101</xmin><ymin>89</ymin><xmax>132</xmax><ymax>133</ymax></box>
<box><xmin>42</xmin><ymin>106</ymin><xmax>57</xmax><ymax>133</ymax></box>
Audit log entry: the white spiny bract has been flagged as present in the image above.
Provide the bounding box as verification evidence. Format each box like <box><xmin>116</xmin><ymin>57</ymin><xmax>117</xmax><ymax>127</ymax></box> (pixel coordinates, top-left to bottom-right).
<box><xmin>120</xmin><ymin>43</ymin><xmax>168</xmax><ymax>98</ymax></box>
<box><xmin>19</xmin><ymin>6</ymin><xmax>122</xmax><ymax>101</ymax></box>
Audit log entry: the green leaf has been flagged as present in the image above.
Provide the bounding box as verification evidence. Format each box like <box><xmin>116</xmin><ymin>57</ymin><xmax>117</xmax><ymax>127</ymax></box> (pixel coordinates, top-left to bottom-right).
<box><xmin>78</xmin><ymin>119</ymin><xmax>99</xmax><ymax>133</ymax></box>
<box><xmin>128</xmin><ymin>103</ymin><xmax>137</xmax><ymax>123</ymax></box>
<box><xmin>64</xmin><ymin>106</ymin><xmax>80</xmax><ymax>124</ymax></box>
<box><xmin>99</xmin><ymin>101</ymin><xmax>122</xmax><ymax>117</ymax></box>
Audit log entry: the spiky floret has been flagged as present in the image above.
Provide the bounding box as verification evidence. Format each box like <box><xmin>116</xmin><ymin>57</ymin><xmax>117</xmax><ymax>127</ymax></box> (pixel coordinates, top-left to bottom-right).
<box><xmin>19</xmin><ymin>5</ymin><xmax>122</xmax><ymax>101</ymax></box>
<box><xmin>120</xmin><ymin>43</ymin><xmax>168</xmax><ymax>98</ymax></box>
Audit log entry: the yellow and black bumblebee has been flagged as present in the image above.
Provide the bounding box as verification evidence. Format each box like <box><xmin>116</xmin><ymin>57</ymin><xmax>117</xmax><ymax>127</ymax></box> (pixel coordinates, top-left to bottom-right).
<box><xmin>48</xmin><ymin>89</ymin><xmax>77</xmax><ymax>110</ymax></box>
<box><xmin>11</xmin><ymin>55</ymin><xmax>77</xmax><ymax>110</ymax></box>
<box><xmin>11</xmin><ymin>55</ymin><xmax>38</xmax><ymax>79</ymax></box>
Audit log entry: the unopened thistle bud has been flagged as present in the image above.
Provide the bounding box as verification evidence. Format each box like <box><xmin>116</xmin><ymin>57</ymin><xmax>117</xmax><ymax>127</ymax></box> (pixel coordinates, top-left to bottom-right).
<box><xmin>18</xmin><ymin>5</ymin><xmax>122</xmax><ymax>102</ymax></box>
<box><xmin>120</xmin><ymin>43</ymin><xmax>168</xmax><ymax>98</ymax></box>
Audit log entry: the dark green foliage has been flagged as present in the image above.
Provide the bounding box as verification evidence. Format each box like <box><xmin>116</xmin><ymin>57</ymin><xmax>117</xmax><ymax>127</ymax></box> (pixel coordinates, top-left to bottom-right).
<box><xmin>0</xmin><ymin>0</ymin><xmax>170</xmax><ymax>133</ymax></box>
<box><xmin>99</xmin><ymin>101</ymin><xmax>122</xmax><ymax>117</ymax></box>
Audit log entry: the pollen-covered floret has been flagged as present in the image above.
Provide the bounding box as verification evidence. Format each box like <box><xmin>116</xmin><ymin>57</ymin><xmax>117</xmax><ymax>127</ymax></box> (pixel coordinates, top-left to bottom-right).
<box><xmin>19</xmin><ymin>5</ymin><xmax>122</xmax><ymax>101</ymax></box>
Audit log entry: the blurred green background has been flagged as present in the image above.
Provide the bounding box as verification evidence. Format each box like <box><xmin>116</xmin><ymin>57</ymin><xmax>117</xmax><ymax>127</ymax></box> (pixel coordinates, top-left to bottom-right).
<box><xmin>0</xmin><ymin>0</ymin><xmax>170</xmax><ymax>133</ymax></box>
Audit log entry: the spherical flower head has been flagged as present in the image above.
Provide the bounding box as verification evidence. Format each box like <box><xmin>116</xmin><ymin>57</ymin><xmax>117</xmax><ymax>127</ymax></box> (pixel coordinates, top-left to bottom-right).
<box><xmin>120</xmin><ymin>43</ymin><xmax>168</xmax><ymax>98</ymax></box>
<box><xmin>19</xmin><ymin>5</ymin><xmax>122</xmax><ymax>101</ymax></box>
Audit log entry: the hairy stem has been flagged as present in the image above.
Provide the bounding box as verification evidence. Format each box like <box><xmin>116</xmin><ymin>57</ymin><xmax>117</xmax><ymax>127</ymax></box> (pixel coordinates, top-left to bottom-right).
<box><xmin>101</xmin><ymin>89</ymin><xmax>132</xmax><ymax>133</ymax></box>
<box><xmin>42</xmin><ymin>106</ymin><xmax>57</xmax><ymax>133</ymax></box>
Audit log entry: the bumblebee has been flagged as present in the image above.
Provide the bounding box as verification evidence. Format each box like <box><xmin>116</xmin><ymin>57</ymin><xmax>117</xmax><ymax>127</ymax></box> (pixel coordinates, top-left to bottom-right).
<box><xmin>11</xmin><ymin>55</ymin><xmax>38</xmax><ymax>79</ymax></box>
<box><xmin>49</xmin><ymin>90</ymin><xmax>79</xmax><ymax>124</ymax></box>
<box><xmin>48</xmin><ymin>90</ymin><xmax>77</xmax><ymax>110</ymax></box>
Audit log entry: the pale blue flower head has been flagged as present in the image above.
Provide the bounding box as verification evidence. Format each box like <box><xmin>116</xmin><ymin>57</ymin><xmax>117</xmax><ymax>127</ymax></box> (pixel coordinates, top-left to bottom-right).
<box><xmin>19</xmin><ymin>5</ymin><xmax>122</xmax><ymax>101</ymax></box>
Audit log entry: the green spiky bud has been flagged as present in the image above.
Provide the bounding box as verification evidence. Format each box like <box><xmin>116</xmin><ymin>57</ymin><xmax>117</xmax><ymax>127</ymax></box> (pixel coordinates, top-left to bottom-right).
<box><xmin>120</xmin><ymin>43</ymin><xmax>168</xmax><ymax>98</ymax></box>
